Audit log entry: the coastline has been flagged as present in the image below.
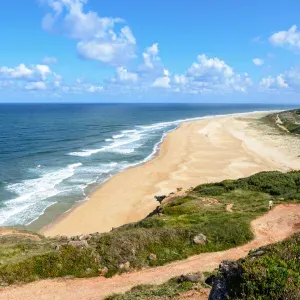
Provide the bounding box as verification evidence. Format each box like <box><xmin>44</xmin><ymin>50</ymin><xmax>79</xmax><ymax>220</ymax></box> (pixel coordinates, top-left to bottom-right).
<box><xmin>41</xmin><ymin>110</ymin><xmax>300</xmax><ymax>237</ymax></box>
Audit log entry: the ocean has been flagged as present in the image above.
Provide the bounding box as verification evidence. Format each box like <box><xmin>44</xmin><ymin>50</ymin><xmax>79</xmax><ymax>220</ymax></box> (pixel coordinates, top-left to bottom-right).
<box><xmin>0</xmin><ymin>103</ymin><xmax>295</xmax><ymax>229</ymax></box>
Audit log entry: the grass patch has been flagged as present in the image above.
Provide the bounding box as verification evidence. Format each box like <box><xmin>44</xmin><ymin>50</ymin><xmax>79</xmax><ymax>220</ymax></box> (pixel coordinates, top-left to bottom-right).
<box><xmin>105</xmin><ymin>276</ymin><xmax>204</xmax><ymax>300</ymax></box>
<box><xmin>1</xmin><ymin>171</ymin><xmax>300</xmax><ymax>285</ymax></box>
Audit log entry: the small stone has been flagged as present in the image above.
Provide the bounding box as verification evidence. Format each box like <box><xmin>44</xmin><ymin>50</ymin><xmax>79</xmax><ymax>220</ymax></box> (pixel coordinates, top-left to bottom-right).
<box><xmin>148</xmin><ymin>253</ymin><xmax>157</xmax><ymax>261</ymax></box>
<box><xmin>193</xmin><ymin>233</ymin><xmax>207</xmax><ymax>245</ymax></box>
<box><xmin>99</xmin><ymin>266</ymin><xmax>108</xmax><ymax>276</ymax></box>
<box><xmin>63</xmin><ymin>275</ymin><xmax>74</xmax><ymax>279</ymax></box>
<box><xmin>178</xmin><ymin>273</ymin><xmax>204</xmax><ymax>283</ymax></box>
<box><xmin>249</xmin><ymin>250</ymin><xmax>265</xmax><ymax>257</ymax></box>
<box><xmin>0</xmin><ymin>282</ymin><xmax>9</xmax><ymax>287</ymax></box>
<box><xmin>119</xmin><ymin>261</ymin><xmax>130</xmax><ymax>271</ymax></box>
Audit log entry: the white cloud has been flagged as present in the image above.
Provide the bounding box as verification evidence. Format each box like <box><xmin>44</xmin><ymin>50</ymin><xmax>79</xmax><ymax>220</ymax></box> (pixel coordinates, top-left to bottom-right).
<box><xmin>143</xmin><ymin>43</ymin><xmax>160</xmax><ymax>69</ymax></box>
<box><xmin>152</xmin><ymin>69</ymin><xmax>171</xmax><ymax>88</ymax></box>
<box><xmin>269</xmin><ymin>25</ymin><xmax>300</xmax><ymax>51</ymax></box>
<box><xmin>174</xmin><ymin>74</ymin><xmax>188</xmax><ymax>85</ymax></box>
<box><xmin>42</xmin><ymin>0</ymin><xmax>136</xmax><ymax>65</ymax></box>
<box><xmin>0</xmin><ymin>64</ymin><xmax>34</xmax><ymax>79</ymax></box>
<box><xmin>252</xmin><ymin>58</ymin><xmax>264</xmax><ymax>66</ymax></box>
<box><xmin>42</xmin><ymin>56</ymin><xmax>57</xmax><ymax>64</ymax></box>
<box><xmin>88</xmin><ymin>85</ymin><xmax>103</xmax><ymax>92</ymax></box>
<box><xmin>25</xmin><ymin>81</ymin><xmax>47</xmax><ymax>90</ymax></box>
<box><xmin>181</xmin><ymin>54</ymin><xmax>251</xmax><ymax>93</ymax></box>
<box><xmin>115</xmin><ymin>67</ymin><xmax>138</xmax><ymax>82</ymax></box>
<box><xmin>36</xmin><ymin>64</ymin><xmax>52</xmax><ymax>80</ymax></box>
<box><xmin>259</xmin><ymin>75</ymin><xmax>289</xmax><ymax>90</ymax></box>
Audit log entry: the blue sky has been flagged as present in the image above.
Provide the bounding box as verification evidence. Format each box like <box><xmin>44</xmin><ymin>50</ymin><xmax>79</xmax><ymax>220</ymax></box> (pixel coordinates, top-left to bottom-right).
<box><xmin>1</xmin><ymin>0</ymin><xmax>300</xmax><ymax>102</ymax></box>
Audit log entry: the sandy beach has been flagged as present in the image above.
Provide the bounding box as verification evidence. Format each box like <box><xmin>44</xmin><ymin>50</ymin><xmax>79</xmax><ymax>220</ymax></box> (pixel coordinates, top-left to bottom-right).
<box><xmin>41</xmin><ymin>111</ymin><xmax>300</xmax><ymax>237</ymax></box>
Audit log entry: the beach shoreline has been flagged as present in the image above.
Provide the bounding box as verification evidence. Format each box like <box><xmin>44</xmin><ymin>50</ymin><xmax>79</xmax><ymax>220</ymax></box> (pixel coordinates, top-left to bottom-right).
<box><xmin>40</xmin><ymin>110</ymin><xmax>300</xmax><ymax>237</ymax></box>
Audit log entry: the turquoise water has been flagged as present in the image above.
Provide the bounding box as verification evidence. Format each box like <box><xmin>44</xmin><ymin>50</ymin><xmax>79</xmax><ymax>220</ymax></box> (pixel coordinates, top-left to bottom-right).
<box><xmin>0</xmin><ymin>103</ymin><xmax>295</xmax><ymax>227</ymax></box>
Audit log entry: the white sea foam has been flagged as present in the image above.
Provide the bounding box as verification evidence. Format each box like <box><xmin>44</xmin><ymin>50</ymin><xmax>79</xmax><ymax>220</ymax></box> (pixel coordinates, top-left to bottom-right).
<box><xmin>0</xmin><ymin>163</ymin><xmax>82</xmax><ymax>226</ymax></box>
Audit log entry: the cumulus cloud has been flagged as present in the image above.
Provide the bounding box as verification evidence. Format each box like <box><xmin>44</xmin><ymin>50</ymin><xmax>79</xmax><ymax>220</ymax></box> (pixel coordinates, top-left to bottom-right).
<box><xmin>269</xmin><ymin>25</ymin><xmax>300</xmax><ymax>51</ymax></box>
<box><xmin>25</xmin><ymin>81</ymin><xmax>47</xmax><ymax>90</ymax></box>
<box><xmin>114</xmin><ymin>67</ymin><xmax>138</xmax><ymax>82</ymax></box>
<box><xmin>252</xmin><ymin>58</ymin><xmax>264</xmax><ymax>66</ymax></box>
<box><xmin>0</xmin><ymin>64</ymin><xmax>34</xmax><ymax>79</ymax></box>
<box><xmin>42</xmin><ymin>0</ymin><xmax>136</xmax><ymax>65</ymax></box>
<box><xmin>0</xmin><ymin>63</ymin><xmax>56</xmax><ymax>82</ymax></box>
<box><xmin>174</xmin><ymin>54</ymin><xmax>252</xmax><ymax>93</ymax></box>
<box><xmin>152</xmin><ymin>69</ymin><xmax>171</xmax><ymax>88</ymax></box>
<box><xmin>143</xmin><ymin>43</ymin><xmax>160</xmax><ymax>69</ymax></box>
<box><xmin>42</xmin><ymin>56</ymin><xmax>57</xmax><ymax>64</ymax></box>
<box><xmin>259</xmin><ymin>75</ymin><xmax>289</xmax><ymax>90</ymax></box>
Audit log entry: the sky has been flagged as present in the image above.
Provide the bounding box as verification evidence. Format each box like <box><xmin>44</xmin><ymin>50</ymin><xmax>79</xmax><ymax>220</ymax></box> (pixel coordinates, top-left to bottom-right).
<box><xmin>1</xmin><ymin>0</ymin><xmax>300</xmax><ymax>103</ymax></box>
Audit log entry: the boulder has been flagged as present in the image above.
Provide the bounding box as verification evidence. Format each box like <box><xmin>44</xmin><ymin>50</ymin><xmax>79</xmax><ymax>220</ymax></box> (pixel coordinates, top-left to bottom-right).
<box><xmin>68</xmin><ymin>240</ymin><xmax>89</xmax><ymax>248</ymax></box>
<box><xmin>79</xmin><ymin>234</ymin><xmax>91</xmax><ymax>241</ymax></box>
<box><xmin>178</xmin><ymin>273</ymin><xmax>204</xmax><ymax>283</ymax></box>
<box><xmin>193</xmin><ymin>233</ymin><xmax>207</xmax><ymax>245</ymax></box>
<box><xmin>148</xmin><ymin>253</ymin><xmax>157</xmax><ymax>261</ymax></box>
<box><xmin>208</xmin><ymin>260</ymin><xmax>243</xmax><ymax>300</ymax></box>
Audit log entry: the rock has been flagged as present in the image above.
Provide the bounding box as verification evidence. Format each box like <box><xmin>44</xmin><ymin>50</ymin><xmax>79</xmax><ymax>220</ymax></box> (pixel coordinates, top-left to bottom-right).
<box><xmin>63</xmin><ymin>275</ymin><xmax>74</xmax><ymax>279</ymax></box>
<box><xmin>68</xmin><ymin>240</ymin><xmax>89</xmax><ymax>248</ymax></box>
<box><xmin>99</xmin><ymin>266</ymin><xmax>108</xmax><ymax>276</ymax></box>
<box><xmin>79</xmin><ymin>234</ymin><xmax>91</xmax><ymax>241</ymax></box>
<box><xmin>0</xmin><ymin>282</ymin><xmax>8</xmax><ymax>287</ymax></box>
<box><xmin>178</xmin><ymin>273</ymin><xmax>204</xmax><ymax>283</ymax></box>
<box><xmin>85</xmin><ymin>268</ymin><xmax>92</xmax><ymax>273</ymax></box>
<box><xmin>193</xmin><ymin>233</ymin><xmax>207</xmax><ymax>245</ymax></box>
<box><xmin>119</xmin><ymin>261</ymin><xmax>130</xmax><ymax>271</ymax></box>
<box><xmin>154</xmin><ymin>195</ymin><xmax>166</xmax><ymax>204</ymax></box>
<box><xmin>148</xmin><ymin>253</ymin><xmax>157</xmax><ymax>261</ymax></box>
<box><xmin>205</xmin><ymin>274</ymin><xmax>216</xmax><ymax>286</ymax></box>
<box><xmin>249</xmin><ymin>249</ymin><xmax>265</xmax><ymax>257</ymax></box>
<box><xmin>208</xmin><ymin>260</ymin><xmax>243</xmax><ymax>300</ymax></box>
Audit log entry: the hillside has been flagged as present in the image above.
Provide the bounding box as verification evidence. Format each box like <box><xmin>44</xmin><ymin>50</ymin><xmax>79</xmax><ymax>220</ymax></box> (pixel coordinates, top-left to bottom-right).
<box><xmin>1</xmin><ymin>171</ymin><xmax>300</xmax><ymax>288</ymax></box>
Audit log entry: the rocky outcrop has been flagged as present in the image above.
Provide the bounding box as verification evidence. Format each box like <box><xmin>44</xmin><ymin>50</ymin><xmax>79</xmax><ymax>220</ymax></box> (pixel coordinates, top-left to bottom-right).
<box><xmin>208</xmin><ymin>260</ymin><xmax>243</xmax><ymax>300</ymax></box>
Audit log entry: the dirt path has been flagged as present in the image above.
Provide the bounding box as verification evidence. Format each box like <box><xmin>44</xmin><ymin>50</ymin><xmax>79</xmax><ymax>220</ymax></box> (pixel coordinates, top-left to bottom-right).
<box><xmin>1</xmin><ymin>204</ymin><xmax>300</xmax><ymax>300</ymax></box>
<box><xmin>0</xmin><ymin>228</ymin><xmax>41</xmax><ymax>240</ymax></box>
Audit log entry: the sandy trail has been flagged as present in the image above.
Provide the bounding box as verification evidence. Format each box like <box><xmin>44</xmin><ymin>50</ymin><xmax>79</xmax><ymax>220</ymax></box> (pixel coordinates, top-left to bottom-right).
<box><xmin>2</xmin><ymin>203</ymin><xmax>300</xmax><ymax>300</ymax></box>
<box><xmin>0</xmin><ymin>228</ymin><xmax>41</xmax><ymax>240</ymax></box>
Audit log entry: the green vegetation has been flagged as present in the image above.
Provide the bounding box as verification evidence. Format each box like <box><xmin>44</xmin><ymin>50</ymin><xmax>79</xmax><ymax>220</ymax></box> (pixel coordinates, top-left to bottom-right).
<box><xmin>237</xmin><ymin>232</ymin><xmax>300</xmax><ymax>299</ymax></box>
<box><xmin>1</xmin><ymin>171</ymin><xmax>300</xmax><ymax>285</ymax></box>
<box><xmin>218</xmin><ymin>232</ymin><xmax>300</xmax><ymax>300</ymax></box>
<box><xmin>105</xmin><ymin>233</ymin><xmax>300</xmax><ymax>300</ymax></box>
<box><xmin>105</xmin><ymin>276</ymin><xmax>206</xmax><ymax>300</ymax></box>
<box><xmin>267</xmin><ymin>109</ymin><xmax>300</xmax><ymax>134</ymax></box>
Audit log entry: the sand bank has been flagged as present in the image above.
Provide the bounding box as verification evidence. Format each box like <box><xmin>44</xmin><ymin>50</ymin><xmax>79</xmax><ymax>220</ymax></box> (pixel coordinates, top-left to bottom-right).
<box><xmin>41</xmin><ymin>111</ymin><xmax>300</xmax><ymax>237</ymax></box>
